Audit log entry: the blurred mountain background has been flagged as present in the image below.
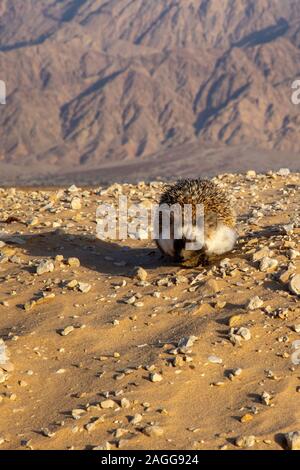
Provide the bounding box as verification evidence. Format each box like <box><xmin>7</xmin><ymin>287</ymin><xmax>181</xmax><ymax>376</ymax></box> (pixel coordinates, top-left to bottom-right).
<box><xmin>0</xmin><ymin>0</ymin><xmax>299</xmax><ymax>185</ymax></box>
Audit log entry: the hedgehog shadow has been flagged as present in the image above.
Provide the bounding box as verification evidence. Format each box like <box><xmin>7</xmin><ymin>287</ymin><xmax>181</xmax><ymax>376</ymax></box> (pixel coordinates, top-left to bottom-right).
<box><xmin>5</xmin><ymin>222</ymin><xmax>278</xmax><ymax>276</ymax></box>
<box><xmin>8</xmin><ymin>229</ymin><xmax>174</xmax><ymax>276</ymax></box>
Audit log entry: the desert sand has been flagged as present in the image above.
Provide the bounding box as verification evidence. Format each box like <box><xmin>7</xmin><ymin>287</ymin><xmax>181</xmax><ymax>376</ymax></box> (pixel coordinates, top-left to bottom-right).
<box><xmin>0</xmin><ymin>170</ymin><xmax>300</xmax><ymax>450</ymax></box>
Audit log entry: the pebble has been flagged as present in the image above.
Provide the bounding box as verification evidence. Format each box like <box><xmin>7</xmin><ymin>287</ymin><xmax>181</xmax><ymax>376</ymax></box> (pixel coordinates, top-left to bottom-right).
<box><xmin>36</xmin><ymin>260</ymin><xmax>54</xmax><ymax>275</ymax></box>
<box><xmin>293</xmin><ymin>325</ymin><xmax>300</xmax><ymax>333</ymax></box>
<box><xmin>68</xmin><ymin>257</ymin><xmax>81</xmax><ymax>268</ymax></box>
<box><xmin>246</xmin><ymin>170</ymin><xmax>256</xmax><ymax>178</ymax></box>
<box><xmin>229</xmin><ymin>327</ymin><xmax>251</xmax><ymax>345</ymax></box>
<box><xmin>135</xmin><ymin>267</ymin><xmax>148</xmax><ymax>281</ymax></box>
<box><xmin>100</xmin><ymin>399</ymin><xmax>116</xmax><ymax>409</ymax></box>
<box><xmin>0</xmin><ymin>339</ymin><xmax>11</xmax><ymax>370</ymax></box>
<box><xmin>252</xmin><ymin>247</ymin><xmax>273</xmax><ymax>262</ymax></box>
<box><xmin>228</xmin><ymin>315</ymin><xmax>242</xmax><ymax>327</ymax></box>
<box><xmin>143</xmin><ymin>425</ymin><xmax>164</xmax><ymax>437</ymax></box>
<box><xmin>71</xmin><ymin>409</ymin><xmax>86</xmax><ymax>420</ymax></box>
<box><xmin>259</xmin><ymin>257</ymin><xmax>278</xmax><ymax>272</ymax></box>
<box><xmin>289</xmin><ymin>275</ymin><xmax>300</xmax><ymax>296</ymax></box>
<box><xmin>93</xmin><ymin>442</ymin><xmax>111</xmax><ymax>451</ymax></box>
<box><xmin>240</xmin><ymin>414</ymin><xmax>253</xmax><ymax>423</ymax></box>
<box><xmin>280</xmin><ymin>267</ymin><xmax>295</xmax><ymax>284</ymax></box>
<box><xmin>236</xmin><ymin>327</ymin><xmax>251</xmax><ymax>341</ymax></box>
<box><xmin>261</xmin><ymin>391</ymin><xmax>272</xmax><ymax>406</ymax></box>
<box><xmin>285</xmin><ymin>431</ymin><xmax>300</xmax><ymax>450</ymax></box>
<box><xmin>177</xmin><ymin>336</ymin><xmax>198</xmax><ymax>349</ymax></box>
<box><xmin>85</xmin><ymin>417</ymin><xmax>105</xmax><ymax>432</ymax></box>
<box><xmin>248</xmin><ymin>296</ymin><xmax>264</xmax><ymax>310</ymax></box>
<box><xmin>124</xmin><ymin>296</ymin><xmax>136</xmax><ymax>305</ymax></box>
<box><xmin>120</xmin><ymin>398</ymin><xmax>130</xmax><ymax>409</ymax></box>
<box><xmin>208</xmin><ymin>355</ymin><xmax>223</xmax><ymax>364</ymax></box>
<box><xmin>200</xmin><ymin>279</ymin><xmax>222</xmax><ymax>296</ymax></box>
<box><xmin>67</xmin><ymin>279</ymin><xmax>78</xmax><ymax>289</ymax></box>
<box><xmin>150</xmin><ymin>373</ymin><xmax>163</xmax><ymax>383</ymax></box>
<box><xmin>288</xmin><ymin>249</ymin><xmax>300</xmax><ymax>260</ymax></box>
<box><xmin>277</xmin><ymin>168</ymin><xmax>290</xmax><ymax>176</ymax></box>
<box><xmin>78</xmin><ymin>282</ymin><xmax>91</xmax><ymax>293</ymax></box>
<box><xmin>235</xmin><ymin>435</ymin><xmax>256</xmax><ymax>448</ymax></box>
<box><xmin>172</xmin><ymin>356</ymin><xmax>184</xmax><ymax>367</ymax></box>
<box><xmin>41</xmin><ymin>428</ymin><xmax>56</xmax><ymax>438</ymax></box>
<box><xmin>71</xmin><ymin>197</ymin><xmax>82</xmax><ymax>210</ymax></box>
<box><xmin>130</xmin><ymin>414</ymin><xmax>143</xmax><ymax>425</ymax></box>
<box><xmin>0</xmin><ymin>370</ymin><xmax>8</xmax><ymax>383</ymax></box>
<box><xmin>59</xmin><ymin>326</ymin><xmax>74</xmax><ymax>336</ymax></box>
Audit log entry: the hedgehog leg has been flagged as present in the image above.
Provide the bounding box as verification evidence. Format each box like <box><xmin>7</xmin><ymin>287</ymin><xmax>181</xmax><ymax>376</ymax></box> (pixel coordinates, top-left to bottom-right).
<box><xmin>204</xmin><ymin>253</ymin><xmax>232</xmax><ymax>266</ymax></box>
<box><xmin>196</xmin><ymin>252</ymin><xmax>210</xmax><ymax>267</ymax></box>
<box><xmin>179</xmin><ymin>249</ymin><xmax>207</xmax><ymax>268</ymax></box>
<box><xmin>173</xmin><ymin>238</ymin><xmax>186</xmax><ymax>262</ymax></box>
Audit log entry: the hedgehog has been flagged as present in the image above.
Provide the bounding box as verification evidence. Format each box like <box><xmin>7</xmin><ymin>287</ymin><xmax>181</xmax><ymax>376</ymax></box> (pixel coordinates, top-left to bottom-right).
<box><xmin>155</xmin><ymin>179</ymin><xmax>237</xmax><ymax>266</ymax></box>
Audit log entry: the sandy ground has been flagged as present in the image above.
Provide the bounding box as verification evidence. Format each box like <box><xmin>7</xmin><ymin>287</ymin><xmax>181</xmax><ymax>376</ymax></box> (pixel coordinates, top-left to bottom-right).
<box><xmin>0</xmin><ymin>171</ymin><xmax>300</xmax><ymax>450</ymax></box>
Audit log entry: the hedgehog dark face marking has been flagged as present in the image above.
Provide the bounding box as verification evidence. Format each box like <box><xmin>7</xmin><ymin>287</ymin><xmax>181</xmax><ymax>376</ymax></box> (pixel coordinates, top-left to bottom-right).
<box><xmin>155</xmin><ymin>179</ymin><xmax>237</xmax><ymax>266</ymax></box>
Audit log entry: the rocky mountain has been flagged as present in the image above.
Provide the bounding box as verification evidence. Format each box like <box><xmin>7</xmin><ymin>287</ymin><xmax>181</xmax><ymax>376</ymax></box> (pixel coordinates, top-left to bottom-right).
<box><xmin>0</xmin><ymin>0</ymin><xmax>300</xmax><ymax>178</ymax></box>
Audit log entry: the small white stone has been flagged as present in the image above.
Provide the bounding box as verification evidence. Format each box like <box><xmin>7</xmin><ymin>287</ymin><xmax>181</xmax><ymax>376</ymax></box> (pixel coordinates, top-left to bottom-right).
<box><xmin>78</xmin><ymin>282</ymin><xmax>91</xmax><ymax>294</ymax></box>
<box><xmin>288</xmin><ymin>249</ymin><xmax>300</xmax><ymax>260</ymax></box>
<box><xmin>100</xmin><ymin>399</ymin><xmax>116</xmax><ymax>409</ymax></box>
<box><xmin>150</xmin><ymin>373</ymin><xmax>163</xmax><ymax>383</ymax></box>
<box><xmin>36</xmin><ymin>260</ymin><xmax>54</xmax><ymax>275</ymax></box>
<box><xmin>68</xmin><ymin>257</ymin><xmax>81</xmax><ymax>268</ymax></box>
<box><xmin>135</xmin><ymin>267</ymin><xmax>148</xmax><ymax>281</ymax></box>
<box><xmin>208</xmin><ymin>355</ymin><xmax>223</xmax><ymax>364</ymax></box>
<box><xmin>131</xmin><ymin>413</ymin><xmax>143</xmax><ymax>425</ymax></box>
<box><xmin>235</xmin><ymin>435</ymin><xmax>256</xmax><ymax>448</ymax></box>
<box><xmin>143</xmin><ymin>425</ymin><xmax>164</xmax><ymax>437</ymax></box>
<box><xmin>277</xmin><ymin>168</ymin><xmax>290</xmax><ymax>176</ymax></box>
<box><xmin>290</xmin><ymin>275</ymin><xmax>300</xmax><ymax>296</ymax></box>
<box><xmin>236</xmin><ymin>327</ymin><xmax>251</xmax><ymax>341</ymax></box>
<box><xmin>285</xmin><ymin>431</ymin><xmax>300</xmax><ymax>450</ymax></box>
<box><xmin>71</xmin><ymin>409</ymin><xmax>86</xmax><ymax>420</ymax></box>
<box><xmin>178</xmin><ymin>336</ymin><xmax>198</xmax><ymax>349</ymax></box>
<box><xmin>248</xmin><ymin>296</ymin><xmax>264</xmax><ymax>310</ymax></box>
<box><xmin>120</xmin><ymin>398</ymin><xmax>130</xmax><ymax>409</ymax></box>
<box><xmin>59</xmin><ymin>326</ymin><xmax>74</xmax><ymax>337</ymax></box>
<box><xmin>71</xmin><ymin>197</ymin><xmax>82</xmax><ymax>210</ymax></box>
<box><xmin>259</xmin><ymin>257</ymin><xmax>278</xmax><ymax>272</ymax></box>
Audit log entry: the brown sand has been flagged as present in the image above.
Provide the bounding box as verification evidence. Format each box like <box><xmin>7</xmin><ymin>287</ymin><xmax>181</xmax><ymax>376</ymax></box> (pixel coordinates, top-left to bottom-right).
<box><xmin>0</xmin><ymin>171</ymin><xmax>300</xmax><ymax>450</ymax></box>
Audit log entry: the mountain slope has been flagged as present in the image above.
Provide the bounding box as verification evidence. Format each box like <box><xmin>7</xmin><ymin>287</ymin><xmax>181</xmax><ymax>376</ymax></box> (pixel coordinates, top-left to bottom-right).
<box><xmin>0</xmin><ymin>0</ymin><xmax>299</xmax><ymax>174</ymax></box>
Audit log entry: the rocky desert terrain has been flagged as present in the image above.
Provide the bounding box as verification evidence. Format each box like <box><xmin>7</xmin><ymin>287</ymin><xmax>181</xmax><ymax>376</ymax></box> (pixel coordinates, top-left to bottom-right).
<box><xmin>0</xmin><ymin>170</ymin><xmax>300</xmax><ymax>450</ymax></box>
